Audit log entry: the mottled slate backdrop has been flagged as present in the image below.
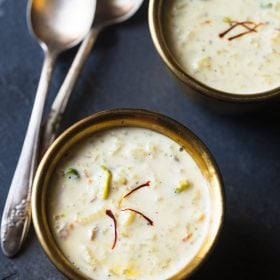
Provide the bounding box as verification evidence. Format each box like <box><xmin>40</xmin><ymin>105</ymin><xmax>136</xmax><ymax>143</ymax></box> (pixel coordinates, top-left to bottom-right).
<box><xmin>0</xmin><ymin>0</ymin><xmax>280</xmax><ymax>279</ymax></box>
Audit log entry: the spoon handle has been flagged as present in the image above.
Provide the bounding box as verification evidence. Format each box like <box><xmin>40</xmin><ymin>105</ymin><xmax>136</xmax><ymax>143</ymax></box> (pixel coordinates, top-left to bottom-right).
<box><xmin>41</xmin><ymin>28</ymin><xmax>101</xmax><ymax>154</ymax></box>
<box><xmin>1</xmin><ymin>51</ymin><xmax>56</xmax><ymax>257</ymax></box>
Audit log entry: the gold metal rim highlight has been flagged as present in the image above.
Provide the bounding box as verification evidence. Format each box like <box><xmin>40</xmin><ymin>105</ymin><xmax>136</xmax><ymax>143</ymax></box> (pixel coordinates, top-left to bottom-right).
<box><xmin>148</xmin><ymin>0</ymin><xmax>280</xmax><ymax>104</ymax></box>
<box><xmin>32</xmin><ymin>108</ymin><xmax>225</xmax><ymax>280</ymax></box>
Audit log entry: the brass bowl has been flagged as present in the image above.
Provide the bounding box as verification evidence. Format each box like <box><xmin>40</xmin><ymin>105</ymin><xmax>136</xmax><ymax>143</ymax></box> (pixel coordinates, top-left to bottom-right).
<box><xmin>148</xmin><ymin>0</ymin><xmax>280</xmax><ymax>112</ymax></box>
<box><xmin>32</xmin><ymin>109</ymin><xmax>225</xmax><ymax>279</ymax></box>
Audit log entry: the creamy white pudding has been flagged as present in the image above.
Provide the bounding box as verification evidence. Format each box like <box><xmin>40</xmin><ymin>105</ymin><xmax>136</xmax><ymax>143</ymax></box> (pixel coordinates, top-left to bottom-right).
<box><xmin>48</xmin><ymin>127</ymin><xmax>210</xmax><ymax>280</ymax></box>
<box><xmin>164</xmin><ymin>0</ymin><xmax>280</xmax><ymax>94</ymax></box>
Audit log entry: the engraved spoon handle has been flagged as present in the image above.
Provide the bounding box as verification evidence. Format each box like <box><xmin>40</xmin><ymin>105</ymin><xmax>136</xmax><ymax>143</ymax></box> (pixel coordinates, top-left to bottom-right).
<box><xmin>41</xmin><ymin>27</ymin><xmax>101</xmax><ymax>154</ymax></box>
<box><xmin>1</xmin><ymin>51</ymin><xmax>57</xmax><ymax>257</ymax></box>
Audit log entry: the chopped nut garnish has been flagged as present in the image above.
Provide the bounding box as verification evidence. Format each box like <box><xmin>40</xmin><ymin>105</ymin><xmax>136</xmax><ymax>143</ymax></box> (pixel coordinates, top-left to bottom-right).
<box><xmin>65</xmin><ymin>168</ymin><xmax>80</xmax><ymax>179</ymax></box>
<box><xmin>192</xmin><ymin>191</ymin><xmax>201</xmax><ymax>203</ymax></box>
<box><xmin>90</xmin><ymin>226</ymin><xmax>99</xmax><ymax>241</ymax></box>
<box><xmin>76</xmin><ymin>209</ymin><xmax>105</xmax><ymax>225</ymax></box>
<box><xmin>117</xmin><ymin>194</ymin><xmax>124</xmax><ymax>209</ymax></box>
<box><xmin>182</xmin><ymin>232</ymin><xmax>193</xmax><ymax>242</ymax></box>
<box><xmin>58</xmin><ymin>223</ymin><xmax>75</xmax><ymax>239</ymax></box>
<box><xmin>196</xmin><ymin>213</ymin><xmax>205</xmax><ymax>222</ymax></box>
<box><xmin>175</xmin><ymin>179</ymin><xmax>192</xmax><ymax>193</ymax></box>
<box><xmin>109</xmin><ymin>263</ymin><xmax>139</xmax><ymax>277</ymax></box>
<box><xmin>84</xmin><ymin>169</ymin><xmax>93</xmax><ymax>184</ymax></box>
<box><xmin>123</xmin><ymin>211</ymin><xmax>136</xmax><ymax>226</ymax></box>
<box><xmin>101</xmin><ymin>165</ymin><xmax>112</xmax><ymax>200</ymax></box>
<box><xmin>113</xmin><ymin>168</ymin><xmax>128</xmax><ymax>186</ymax></box>
<box><xmin>119</xmin><ymin>177</ymin><xmax>128</xmax><ymax>185</ymax></box>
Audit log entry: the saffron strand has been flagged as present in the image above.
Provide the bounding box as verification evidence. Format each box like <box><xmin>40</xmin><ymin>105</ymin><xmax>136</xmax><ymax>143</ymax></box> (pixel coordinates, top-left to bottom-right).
<box><xmin>105</xmin><ymin>210</ymin><xmax>118</xmax><ymax>249</ymax></box>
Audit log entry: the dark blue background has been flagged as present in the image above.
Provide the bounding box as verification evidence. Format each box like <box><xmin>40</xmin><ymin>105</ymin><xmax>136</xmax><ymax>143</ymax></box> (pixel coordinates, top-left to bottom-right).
<box><xmin>0</xmin><ymin>1</ymin><xmax>279</xmax><ymax>279</ymax></box>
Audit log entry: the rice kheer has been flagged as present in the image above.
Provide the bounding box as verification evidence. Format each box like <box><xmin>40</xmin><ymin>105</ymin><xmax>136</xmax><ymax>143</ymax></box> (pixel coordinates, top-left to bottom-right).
<box><xmin>164</xmin><ymin>0</ymin><xmax>280</xmax><ymax>94</ymax></box>
<box><xmin>48</xmin><ymin>127</ymin><xmax>211</xmax><ymax>279</ymax></box>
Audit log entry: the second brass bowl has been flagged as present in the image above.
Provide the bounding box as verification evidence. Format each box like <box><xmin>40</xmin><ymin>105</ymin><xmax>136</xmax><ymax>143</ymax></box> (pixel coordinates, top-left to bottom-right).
<box><xmin>148</xmin><ymin>0</ymin><xmax>280</xmax><ymax>112</ymax></box>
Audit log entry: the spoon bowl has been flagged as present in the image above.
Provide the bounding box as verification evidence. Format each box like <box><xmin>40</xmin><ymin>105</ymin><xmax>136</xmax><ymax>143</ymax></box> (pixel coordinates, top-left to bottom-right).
<box><xmin>42</xmin><ymin>0</ymin><xmax>144</xmax><ymax>152</ymax></box>
<box><xmin>94</xmin><ymin>0</ymin><xmax>143</xmax><ymax>26</ymax></box>
<box><xmin>28</xmin><ymin>0</ymin><xmax>96</xmax><ymax>52</ymax></box>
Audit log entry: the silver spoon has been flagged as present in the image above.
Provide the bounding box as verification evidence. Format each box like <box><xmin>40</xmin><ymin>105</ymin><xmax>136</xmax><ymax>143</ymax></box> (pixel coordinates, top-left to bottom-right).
<box><xmin>0</xmin><ymin>0</ymin><xmax>96</xmax><ymax>257</ymax></box>
<box><xmin>41</xmin><ymin>0</ymin><xmax>144</xmax><ymax>153</ymax></box>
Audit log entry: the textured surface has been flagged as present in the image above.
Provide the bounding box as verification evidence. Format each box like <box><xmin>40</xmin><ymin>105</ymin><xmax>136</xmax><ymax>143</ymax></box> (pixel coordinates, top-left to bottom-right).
<box><xmin>0</xmin><ymin>0</ymin><xmax>280</xmax><ymax>279</ymax></box>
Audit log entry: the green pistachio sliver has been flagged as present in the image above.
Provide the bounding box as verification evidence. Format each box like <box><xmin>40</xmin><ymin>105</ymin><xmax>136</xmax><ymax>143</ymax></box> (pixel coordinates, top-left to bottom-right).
<box><xmin>175</xmin><ymin>179</ymin><xmax>192</xmax><ymax>193</ymax></box>
<box><xmin>101</xmin><ymin>165</ymin><xmax>112</xmax><ymax>200</ymax></box>
<box><xmin>223</xmin><ymin>16</ymin><xmax>231</xmax><ymax>23</ymax></box>
<box><xmin>65</xmin><ymin>168</ymin><xmax>80</xmax><ymax>179</ymax></box>
<box><xmin>260</xmin><ymin>2</ymin><xmax>273</xmax><ymax>9</ymax></box>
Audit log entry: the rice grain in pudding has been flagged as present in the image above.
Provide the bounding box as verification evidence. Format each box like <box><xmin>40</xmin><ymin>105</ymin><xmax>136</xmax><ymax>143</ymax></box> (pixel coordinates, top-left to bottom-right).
<box><xmin>49</xmin><ymin>127</ymin><xmax>210</xmax><ymax>280</ymax></box>
<box><xmin>164</xmin><ymin>0</ymin><xmax>280</xmax><ymax>94</ymax></box>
